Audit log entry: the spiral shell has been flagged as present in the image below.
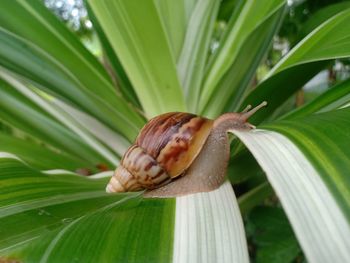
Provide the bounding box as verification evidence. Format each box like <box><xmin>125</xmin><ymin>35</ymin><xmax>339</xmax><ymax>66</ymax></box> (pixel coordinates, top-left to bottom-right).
<box><xmin>106</xmin><ymin>112</ymin><xmax>213</xmax><ymax>193</ymax></box>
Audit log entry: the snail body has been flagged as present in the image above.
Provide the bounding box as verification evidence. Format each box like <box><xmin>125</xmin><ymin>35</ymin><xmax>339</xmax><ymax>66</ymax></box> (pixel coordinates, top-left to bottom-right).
<box><xmin>106</xmin><ymin>102</ymin><xmax>267</xmax><ymax>197</ymax></box>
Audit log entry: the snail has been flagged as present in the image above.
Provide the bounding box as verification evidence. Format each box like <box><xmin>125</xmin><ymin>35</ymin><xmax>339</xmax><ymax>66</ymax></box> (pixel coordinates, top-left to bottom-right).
<box><xmin>106</xmin><ymin>102</ymin><xmax>267</xmax><ymax>197</ymax></box>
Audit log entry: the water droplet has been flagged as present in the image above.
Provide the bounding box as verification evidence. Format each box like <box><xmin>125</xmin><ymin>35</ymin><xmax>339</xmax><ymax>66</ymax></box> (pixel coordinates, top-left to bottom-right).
<box><xmin>62</xmin><ymin>218</ymin><xmax>74</xmax><ymax>224</ymax></box>
<box><xmin>38</xmin><ymin>209</ymin><xmax>51</xmax><ymax>216</ymax></box>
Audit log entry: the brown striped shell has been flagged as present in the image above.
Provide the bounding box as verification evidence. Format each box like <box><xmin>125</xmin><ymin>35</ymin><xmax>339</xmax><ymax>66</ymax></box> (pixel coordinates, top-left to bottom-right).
<box><xmin>106</xmin><ymin>112</ymin><xmax>213</xmax><ymax>193</ymax></box>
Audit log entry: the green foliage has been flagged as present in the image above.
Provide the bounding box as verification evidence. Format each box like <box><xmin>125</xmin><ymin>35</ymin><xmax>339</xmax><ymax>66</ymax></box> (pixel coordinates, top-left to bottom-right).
<box><xmin>0</xmin><ymin>156</ymin><xmax>175</xmax><ymax>262</ymax></box>
<box><xmin>246</xmin><ymin>206</ymin><xmax>301</xmax><ymax>263</ymax></box>
<box><xmin>0</xmin><ymin>0</ymin><xmax>144</xmax><ymax>140</ymax></box>
<box><xmin>265</xmin><ymin>107</ymin><xmax>350</xmax><ymax>221</ymax></box>
<box><xmin>0</xmin><ymin>0</ymin><xmax>349</xmax><ymax>262</ymax></box>
<box><xmin>89</xmin><ymin>1</ymin><xmax>186</xmax><ymax>117</ymax></box>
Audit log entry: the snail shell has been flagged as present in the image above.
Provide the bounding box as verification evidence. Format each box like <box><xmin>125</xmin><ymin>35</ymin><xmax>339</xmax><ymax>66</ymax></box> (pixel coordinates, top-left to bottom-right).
<box><xmin>106</xmin><ymin>112</ymin><xmax>213</xmax><ymax>193</ymax></box>
<box><xmin>106</xmin><ymin>102</ymin><xmax>267</xmax><ymax>197</ymax></box>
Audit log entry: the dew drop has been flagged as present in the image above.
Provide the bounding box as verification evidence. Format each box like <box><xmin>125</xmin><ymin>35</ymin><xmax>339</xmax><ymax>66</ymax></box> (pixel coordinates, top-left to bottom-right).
<box><xmin>38</xmin><ymin>209</ymin><xmax>51</xmax><ymax>216</ymax></box>
<box><xmin>62</xmin><ymin>218</ymin><xmax>74</xmax><ymax>224</ymax></box>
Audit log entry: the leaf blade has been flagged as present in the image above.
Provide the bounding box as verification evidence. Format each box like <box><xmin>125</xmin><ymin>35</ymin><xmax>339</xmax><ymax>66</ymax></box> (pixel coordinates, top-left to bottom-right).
<box><xmin>231</xmin><ymin>128</ymin><xmax>350</xmax><ymax>262</ymax></box>
<box><xmin>0</xmin><ymin>1</ymin><xmax>144</xmax><ymax>140</ymax></box>
<box><xmin>0</xmin><ymin>78</ymin><xmax>107</xmax><ymax>165</ymax></box>
<box><xmin>199</xmin><ymin>0</ymin><xmax>286</xmax><ymax>115</ymax></box>
<box><xmin>270</xmin><ymin>9</ymin><xmax>350</xmax><ymax>76</ymax></box>
<box><xmin>173</xmin><ymin>182</ymin><xmax>249</xmax><ymax>263</ymax></box>
<box><xmin>89</xmin><ymin>0</ymin><xmax>186</xmax><ymax>117</ymax></box>
<box><xmin>0</xmin><ymin>133</ymin><xmax>89</xmax><ymax>171</ymax></box>
<box><xmin>0</xmin><ymin>154</ymin><xmax>175</xmax><ymax>262</ymax></box>
<box><xmin>177</xmin><ymin>0</ymin><xmax>220</xmax><ymax>112</ymax></box>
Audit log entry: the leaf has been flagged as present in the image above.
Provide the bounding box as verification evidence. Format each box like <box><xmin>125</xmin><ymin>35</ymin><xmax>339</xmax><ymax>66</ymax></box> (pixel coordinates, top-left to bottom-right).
<box><xmin>199</xmin><ymin>0</ymin><xmax>286</xmax><ymax>116</ymax></box>
<box><xmin>228</xmin><ymin>149</ymin><xmax>265</xmax><ymax>184</ymax></box>
<box><xmin>0</xmin><ymin>133</ymin><xmax>89</xmax><ymax>171</ymax></box>
<box><xmin>230</xmin><ymin>111</ymin><xmax>350</xmax><ymax>262</ymax></box>
<box><xmin>14</xmin><ymin>199</ymin><xmax>175</xmax><ymax>263</ymax></box>
<box><xmin>85</xmin><ymin>1</ymin><xmax>140</xmax><ymax>108</ymax></box>
<box><xmin>283</xmin><ymin>78</ymin><xmax>350</xmax><ymax>119</ymax></box>
<box><xmin>247</xmin><ymin>206</ymin><xmax>301</xmax><ymax>263</ymax></box>
<box><xmin>241</xmin><ymin>61</ymin><xmax>328</xmax><ymax>123</ymax></box>
<box><xmin>205</xmin><ymin>3</ymin><xmax>286</xmax><ymax>117</ymax></box>
<box><xmin>263</xmin><ymin>108</ymin><xmax>350</xmax><ymax>220</ymax></box>
<box><xmin>0</xmin><ymin>78</ymin><xmax>106</xmax><ymax>165</ymax></box>
<box><xmin>243</xmin><ymin>9</ymin><xmax>350</xmax><ymax>123</ymax></box>
<box><xmin>173</xmin><ymin>181</ymin><xmax>249</xmax><ymax>263</ymax></box>
<box><xmin>53</xmin><ymin>99</ymin><xmax>130</xmax><ymax>158</ymax></box>
<box><xmin>0</xmin><ymin>1</ymin><xmax>144</xmax><ymax>140</ymax></box>
<box><xmin>177</xmin><ymin>0</ymin><xmax>220</xmax><ymax>112</ymax></box>
<box><xmin>299</xmin><ymin>2</ymin><xmax>350</xmax><ymax>40</ymax></box>
<box><xmin>271</xmin><ymin>9</ymin><xmax>350</xmax><ymax>76</ymax></box>
<box><xmin>0</xmin><ymin>1</ymin><xmax>114</xmax><ymax>102</ymax></box>
<box><xmin>1</xmin><ymin>71</ymin><xmax>120</xmax><ymax>166</ymax></box>
<box><xmin>218</xmin><ymin>0</ymin><xmax>242</xmax><ymax>21</ymax></box>
<box><xmin>238</xmin><ymin>182</ymin><xmax>272</xmax><ymax>215</ymax></box>
<box><xmin>88</xmin><ymin>0</ymin><xmax>186</xmax><ymax>117</ymax></box>
<box><xmin>0</xmin><ymin>155</ymin><xmax>248</xmax><ymax>263</ymax></box>
<box><xmin>154</xmin><ymin>0</ymin><xmax>187</xmax><ymax>61</ymax></box>
<box><xmin>0</xmin><ymin>154</ymin><xmax>175</xmax><ymax>262</ymax></box>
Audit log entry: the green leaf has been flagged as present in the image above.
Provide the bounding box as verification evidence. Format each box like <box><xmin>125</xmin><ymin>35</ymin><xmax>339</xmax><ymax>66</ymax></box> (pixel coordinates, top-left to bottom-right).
<box><xmin>230</xmin><ymin>109</ymin><xmax>350</xmax><ymax>262</ymax></box>
<box><xmin>199</xmin><ymin>0</ymin><xmax>286</xmax><ymax>116</ymax></box>
<box><xmin>228</xmin><ymin>149</ymin><xmax>264</xmax><ymax>184</ymax></box>
<box><xmin>218</xmin><ymin>0</ymin><xmax>242</xmax><ymax>21</ymax></box>
<box><xmin>271</xmin><ymin>9</ymin><xmax>350</xmax><ymax>76</ymax></box>
<box><xmin>177</xmin><ymin>0</ymin><xmax>220</xmax><ymax>112</ymax></box>
<box><xmin>53</xmin><ymin>99</ymin><xmax>130</xmax><ymax>158</ymax></box>
<box><xmin>154</xmin><ymin>0</ymin><xmax>187</xmax><ymax>61</ymax></box>
<box><xmin>0</xmin><ymin>154</ymin><xmax>175</xmax><ymax>262</ymax></box>
<box><xmin>89</xmin><ymin>0</ymin><xmax>186</xmax><ymax>117</ymax></box>
<box><xmin>205</xmin><ymin>3</ymin><xmax>286</xmax><ymax>116</ymax></box>
<box><xmin>85</xmin><ymin>1</ymin><xmax>141</xmax><ymax>108</ymax></box>
<box><xmin>0</xmin><ymin>133</ymin><xmax>89</xmax><ymax>171</ymax></box>
<box><xmin>247</xmin><ymin>206</ymin><xmax>301</xmax><ymax>263</ymax></box>
<box><xmin>263</xmin><ymin>108</ymin><xmax>350</xmax><ymax>220</ymax></box>
<box><xmin>0</xmin><ymin>154</ymin><xmax>249</xmax><ymax>262</ymax></box>
<box><xmin>0</xmin><ymin>78</ymin><xmax>106</xmax><ymax>165</ymax></box>
<box><xmin>0</xmin><ymin>71</ymin><xmax>120</xmax><ymax>166</ymax></box>
<box><xmin>242</xmin><ymin>61</ymin><xmax>328</xmax><ymax>123</ymax></box>
<box><xmin>14</xmin><ymin>199</ymin><xmax>175</xmax><ymax>263</ymax></box>
<box><xmin>238</xmin><ymin>182</ymin><xmax>272</xmax><ymax>215</ymax></box>
<box><xmin>0</xmin><ymin>1</ymin><xmax>144</xmax><ymax>140</ymax></box>
<box><xmin>299</xmin><ymin>2</ymin><xmax>350</xmax><ymax>40</ymax></box>
<box><xmin>243</xmin><ymin>9</ymin><xmax>350</xmax><ymax>123</ymax></box>
<box><xmin>283</xmin><ymin>78</ymin><xmax>350</xmax><ymax>120</ymax></box>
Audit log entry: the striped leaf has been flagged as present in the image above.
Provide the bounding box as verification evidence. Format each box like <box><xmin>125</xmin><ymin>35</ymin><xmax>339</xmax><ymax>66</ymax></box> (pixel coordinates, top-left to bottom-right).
<box><xmin>154</xmin><ymin>0</ymin><xmax>187</xmax><ymax>61</ymax></box>
<box><xmin>230</xmin><ymin>107</ymin><xmax>350</xmax><ymax>262</ymax></box>
<box><xmin>244</xmin><ymin>8</ymin><xmax>350</xmax><ymax>123</ymax></box>
<box><xmin>199</xmin><ymin>0</ymin><xmax>286</xmax><ymax>117</ymax></box>
<box><xmin>283</xmin><ymin>78</ymin><xmax>350</xmax><ymax>119</ymax></box>
<box><xmin>0</xmin><ymin>133</ymin><xmax>89</xmax><ymax>171</ymax></box>
<box><xmin>0</xmin><ymin>78</ymin><xmax>107</xmax><ymax>166</ymax></box>
<box><xmin>0</xmin><ymin>1</ymin><xmax>144</xmax><ymax>140</ymax></box>
<box><xmin>299</xmin><ymin>2</ymin><xmax>350</xmax><ymax>38</ymax></box>
<box><xmin>177</xmin><ymin>0</ymin><xmax>220</xmax><ymax>112</ymax></box>
<box><xmin>270</xmin><ymin>9</ymin><xmax>350</xmax><ymax>76</ymax></box>
<box><xmin>0</xmin><ymin>155</ymin><xmax>248</xmax><ymax>263</ymax></box>
<box><xmin>88</xmin><ymin>0</ymin><xmax>186</xmax><ymax>117</ymax></box>
<box><xmin>0</xmin><ymin>72</ymin><xmax>118</xmax><ymax>167</ymax></box>
<box><xmin>85</xmin><ymin>1</ymin><xmax>140</xmax><ymax>108</ymax></box>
